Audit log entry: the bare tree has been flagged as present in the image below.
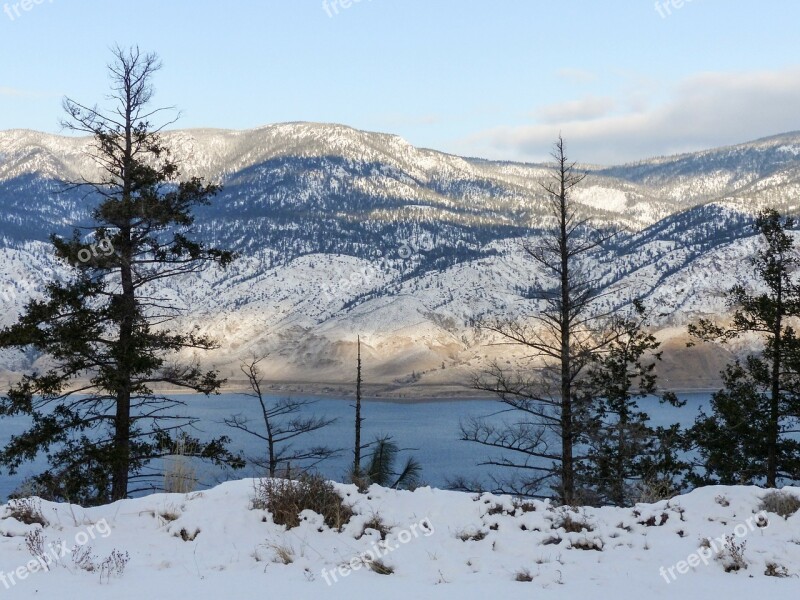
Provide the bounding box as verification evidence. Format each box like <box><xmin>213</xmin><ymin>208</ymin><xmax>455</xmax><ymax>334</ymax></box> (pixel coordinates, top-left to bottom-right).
<box><xmin>464</xmin><ymin>136</ymin><xmax>616</xmax><ymax>504</ymax></box>
<box><xmin>225</xmin><ymin>357</ymin><xmax>337</xmax><ymax>477</ymax></box>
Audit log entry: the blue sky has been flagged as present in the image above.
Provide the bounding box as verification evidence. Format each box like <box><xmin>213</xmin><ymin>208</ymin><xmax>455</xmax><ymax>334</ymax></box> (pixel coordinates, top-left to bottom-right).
<box><xmin>2</xmin><ymin>0</ymin><xmax>799</xmax><ymax>164</ymax></box>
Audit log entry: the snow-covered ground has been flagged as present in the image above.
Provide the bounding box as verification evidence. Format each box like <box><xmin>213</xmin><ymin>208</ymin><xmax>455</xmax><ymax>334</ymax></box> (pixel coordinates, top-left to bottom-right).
<box><xmin>0</xmin><ymin>480</ymin><xmax>797</xmax><ymax>599</ymax></box>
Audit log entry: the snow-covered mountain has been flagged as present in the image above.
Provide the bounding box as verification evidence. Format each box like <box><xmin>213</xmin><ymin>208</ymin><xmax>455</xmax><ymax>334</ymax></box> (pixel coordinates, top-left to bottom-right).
<box><xmin>2</xmin><ymin>123</ymin><xmax>800</xmax><ymax>394</ymax></box>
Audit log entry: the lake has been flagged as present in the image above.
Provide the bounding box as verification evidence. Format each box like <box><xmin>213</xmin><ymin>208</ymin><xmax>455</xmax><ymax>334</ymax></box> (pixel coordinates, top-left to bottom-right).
<box><xmin>0</xmin><ymin>392</ymin><xmax>712</xmax><ymax>501</ymax></box>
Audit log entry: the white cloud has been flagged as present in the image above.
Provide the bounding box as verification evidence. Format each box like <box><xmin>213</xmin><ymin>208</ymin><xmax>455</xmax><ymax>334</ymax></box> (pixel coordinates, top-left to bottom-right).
<box><xmin>0</xmin><ymin>87</ymin><xmax>30</xmax><ymax>97</ymax></box>
<box><xmin>534</xmin><ymin>96</ymin><xmax>616</xmax><ymax>124</ymax></box>
<box><xmin>0</xmin><ymin>87</ymin><xmax>56</xmax><ymax>100</ymax></box>
<box><xmin>465</xmin><ymin>67</ymin><xmax>800</xmax><ymax>165</ymax></box>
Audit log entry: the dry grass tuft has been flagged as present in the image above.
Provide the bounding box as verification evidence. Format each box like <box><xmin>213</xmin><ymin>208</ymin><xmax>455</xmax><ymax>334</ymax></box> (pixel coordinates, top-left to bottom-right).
<box><xmin>760</xmin><ymin>491</ymin><xmax>800</xmax><ymax>519</ymax></box>
<box><xmin>359</xmin><ymin>513</ymin><xmax>391</xmax><ymax>540</ymax></box>
<box><xmin>515</xmin><ymin>568</ymin><xmax>534</xmax><ymax>582</ymax></box>
<box><xmin>252</xmin><ymin>474</ymin><xmax>354</xmax><ymax>531</ymax></box>
<box><xmin>367</xmin><ymin>558</ymin><xmax>394</xmax><ymax>575</ymax></box>
<box><xmin>269</xmin><ymin>542</ymin><xmax>295</xmax><ymax>564</ymax></box>
<box><xmin>163</xmin><ymin>437</ymin><xmax>197</xmax><ymax>494</ymax></box>
<box><xmin>457</xmin><ymin>529</ymin><xmax>487</xmax><ymax>542</ymax></box>
<box><xmin>6</xmin><ymin>498</ymin><xmax>48</xmax><ymax>527</ymax></box>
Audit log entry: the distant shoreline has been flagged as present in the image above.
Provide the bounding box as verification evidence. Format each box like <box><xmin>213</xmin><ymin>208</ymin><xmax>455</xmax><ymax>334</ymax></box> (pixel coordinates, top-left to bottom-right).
<box><xmin>0</xmin><ymin>377</ymin><xmax>721</xmax><ymax>403</ymax></box>
<box><xmin>118</xmin><ymin>384</ymin><xmax>723</xmax><ymax>402</ymax></box>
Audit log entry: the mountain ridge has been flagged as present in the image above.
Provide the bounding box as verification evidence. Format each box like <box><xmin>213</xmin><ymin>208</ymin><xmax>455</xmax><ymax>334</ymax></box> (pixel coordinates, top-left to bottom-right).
<box><xmin>2</xmin><ymin>124</ymin><xmax>799</xmax><ymax>395</ymax></box>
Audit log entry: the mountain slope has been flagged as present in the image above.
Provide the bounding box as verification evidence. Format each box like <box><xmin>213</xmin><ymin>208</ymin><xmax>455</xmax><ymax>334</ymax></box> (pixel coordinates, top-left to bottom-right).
<box><xmin>2</xmin><ymin>124</ymin><xmax>799</xmax><ymax>394</ymax></box>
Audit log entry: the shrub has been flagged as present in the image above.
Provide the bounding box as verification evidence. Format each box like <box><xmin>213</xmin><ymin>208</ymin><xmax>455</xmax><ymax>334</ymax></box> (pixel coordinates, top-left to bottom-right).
<box><xmin>542</xmin><ymin>535</ymin><xmax>562</xmax><ymax>545</ymax></box>
<box><xmin>634</xmin><ymin>478</ymin><xmax>678</xmax><ymax>504</ymax></box>
<box><xmin>253</xmin><ymin>474</ymin><xmax>354</xmax><ymax>530</ymax></box>
<box><xmin>99</xmin><ymin>549</ymin><xmax>129</xmax><ymax>581</ymax></box>
<box><xmin>765</xmin><ymin>562</ymin><xmax>790</xmax><ymax>577</ymax></box>
<box><xmin>570</xmin><ymin>537</ymin><xmax>604</xmax><ymax>551</ymax></box>
<box><xmin>177</xmin><ymin>528</ymin><xmax>200</xmax><ymax>541</ymax></box>
<box><xmin>513</xmin><ymin>499</ymin><xmax>537</xmax><ymax>514</ymax></box>
<box><xmin>638</xmin><ymin>513</ymin><xmax>669</xmax><ymax>527</ymax></box>
<box><xmin>515</xmin><ymin>568</ymin><xmax>534</xmax><ymax>582</ymax></box>
<box><xmin>457</xmin><ymin>529</ymin><xmax>487</xmax><ymax>542</ymax></box>
<box><xmin>359</xmin><ymin>514</ymin><xmax>391</xmax><ymax>540</ymax></box>
<box><xmin>759</xmin><ymin>490</ymin><xmax>800</xmax><ymax>519</ymax></box>
<box><xmin>163</xmin><ymin>437</ymin><xmax>197</xmax><ymax>494</ymax></box>
<box><xmin>24</xmin><ymin>529</ymin><xmax>46</xmax><ymax>561</ymax></box>
<box><xmin>268</xmin><ymin>543</ymin><xmax>294</xmax><ymax>564</ymax></box>
<box><xmin>6</xmin><ymin>498</ymin><xmax>48</xmax><ymax>527</ymax></box>
<box><xmin>158</xmin><ymin>504</ymin><xmax>182</xmax><ymax>522</ymax></box>
<box><xmin>9</xmin><ymin>479</ymin><xmax>54</xmax><ymax>502</ymax></box>
<box><xmin>554</xmin><ymin>511</ymin><xmax>594</xmax><ymax>533</ymax></box>
<box><xmin>72</xmin><ymin>545</ymin><xmax>97</xmax><ymax>572</ymax></box>
<box><xmin>716</xmin><ymin>535</ymin><xmax>747</xmax><ymax>573</ymax></box>
<box><xmin>486</xmin><ymin>503</ymin><xmax>506</xmax><ymax>516</ymax></box>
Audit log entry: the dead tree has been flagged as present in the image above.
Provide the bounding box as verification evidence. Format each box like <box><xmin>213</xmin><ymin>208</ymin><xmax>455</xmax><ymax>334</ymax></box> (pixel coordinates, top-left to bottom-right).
<box><xmin>465</xmin><ymin>136</ymin><xmax>616</xmax><ymax>504</ymax></box>
<box><xmin>225</xmin><ymin>357</ymin><xmax>337</xmax><ymax>477</ymax></box>
<box><xmin>353</xmin><ymin>335</ymin><xmax>364</xmax><ymax>477</ymax></box>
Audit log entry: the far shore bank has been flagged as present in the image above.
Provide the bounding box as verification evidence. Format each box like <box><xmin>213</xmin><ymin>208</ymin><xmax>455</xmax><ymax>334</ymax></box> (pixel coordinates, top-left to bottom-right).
<box><xmin>0</xmin><ymin>378</ymin><xmax>720</xmax><ymax>402</ymax></box>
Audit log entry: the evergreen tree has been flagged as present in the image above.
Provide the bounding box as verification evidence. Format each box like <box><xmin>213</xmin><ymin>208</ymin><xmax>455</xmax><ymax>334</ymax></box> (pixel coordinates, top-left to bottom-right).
<box><xmin>687</xmin><ymin>208</ymin><xmax>800</xmax><ymax>487</ymax></box>
<box><xmin>577</xmin><ymin>301</ymin><xmax>685</xmax><ymax>506</ymax></box>
<box><xmin>362</xmin><ymin>435</ymin><xmax>421</xmax><ymax>490</ymax></box>
<box><xmin>0</xmin><ymin>46</ymin><xmax>243</xmax><ymax>504</ymax></box>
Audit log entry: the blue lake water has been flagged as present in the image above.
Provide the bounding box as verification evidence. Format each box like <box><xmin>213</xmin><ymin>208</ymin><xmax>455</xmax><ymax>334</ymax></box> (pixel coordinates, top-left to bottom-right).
<box><xmin>0</xmin><ymin>392</ymin><xmax>712</xmax><ymax>501</ymax></box>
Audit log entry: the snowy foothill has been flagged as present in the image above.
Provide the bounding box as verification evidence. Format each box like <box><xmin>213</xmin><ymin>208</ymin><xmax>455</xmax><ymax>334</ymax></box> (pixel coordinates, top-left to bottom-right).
<box><xmin>0</xmin><ymin>479</ymin><xmax>798</xmax><ymax>599</ymax></box>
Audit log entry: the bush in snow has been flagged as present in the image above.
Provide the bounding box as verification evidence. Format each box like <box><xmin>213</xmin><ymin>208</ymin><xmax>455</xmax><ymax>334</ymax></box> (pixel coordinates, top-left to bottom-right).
<box><xmin>252</xmin><ymin>474</ymin><xmax>354</xmax><ymax>531</ymax></box>
<box><xmin>715</xmin><ymin>535</ymin><xmax>748</xmax><ymax>573</ymax></box>
<box><xmin>5</xmin><ymin>497</ymin><xmax>48</xmax><ymax>527</ymax></box>
<box><xmin>759</xmin><ymin>490</ymin><xmax>800</xmax><ymax>519</ymax></box>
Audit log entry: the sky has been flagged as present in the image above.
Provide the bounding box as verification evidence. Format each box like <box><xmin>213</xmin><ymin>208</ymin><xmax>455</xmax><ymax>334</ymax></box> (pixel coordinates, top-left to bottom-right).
<box><xmin>1</xmin><ymin>0</ymin><xmax>800</xmax><ymax>165</ymax></box>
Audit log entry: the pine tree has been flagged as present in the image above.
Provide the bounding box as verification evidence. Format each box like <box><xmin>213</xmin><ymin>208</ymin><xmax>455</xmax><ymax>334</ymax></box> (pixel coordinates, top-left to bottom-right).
<box><xmin>577</xmin><ymin>301</ymin><xmax>685</xmax><ymax>506</ymax></box>
<box><xmin>687</xmin><ymin>208</ymin><xmax>800</xmax><ymax>487</ymax></box>
<box><xmin>0</xmin><ymin>46</ymin><xmax>243</xmax><ymax>504</ymax></box>
<box><xmin>362</xmin><ymin>435</ymin><xmax>421</xmax><ymax>490</ymax></box>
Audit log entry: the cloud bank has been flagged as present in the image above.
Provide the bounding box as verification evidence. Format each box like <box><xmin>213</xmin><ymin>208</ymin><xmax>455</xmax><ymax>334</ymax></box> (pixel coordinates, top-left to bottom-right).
<box><xmin>467</xmin><ymin>67</ymin><xmax>800</xmax><ymax>165</ymax></box>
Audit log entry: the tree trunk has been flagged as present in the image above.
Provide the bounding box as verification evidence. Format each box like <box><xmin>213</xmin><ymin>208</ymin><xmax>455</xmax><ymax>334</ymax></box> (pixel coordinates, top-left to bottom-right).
<box><xmin>354</xmin><ymin>336</ymin><xmax>363</xmax><ymax>476</ymax></box>
<box><xmin>614</xmin><ymin>413</ymin><xmax>625</xmax><ymax>506</ymax></box>
<box><xmin>558</xmin><ymin>159</ymin><xmax>575</xmax><ymax>506</ymax></box>
<box><xmin>767</xmin><ymin>279</ymin><xmax>782</xmax><ymax>488</ymax></box>
<box><xmin>111</xmin><ymin>99</ymin><xmax>136</xmax><ymax>501</ymax></box>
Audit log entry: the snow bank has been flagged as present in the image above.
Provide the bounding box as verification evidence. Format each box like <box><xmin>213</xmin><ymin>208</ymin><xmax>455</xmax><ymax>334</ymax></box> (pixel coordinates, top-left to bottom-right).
<box><xmin>0</xmin><ymin>480</ymin><xmax>798</xmax><ymax>599</ymax></box>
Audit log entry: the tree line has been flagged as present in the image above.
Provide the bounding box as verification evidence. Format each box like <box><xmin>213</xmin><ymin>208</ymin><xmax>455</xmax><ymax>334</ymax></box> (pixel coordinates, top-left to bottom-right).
<box><xmin>459</xmin><ymin>138</ymin><xmax>800</xmax><ymax>505</ymax></box>
<box><xmin>0</xmin><ymin>47</ymin><xmax>797</xmax><ymax>507</ymax></box>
